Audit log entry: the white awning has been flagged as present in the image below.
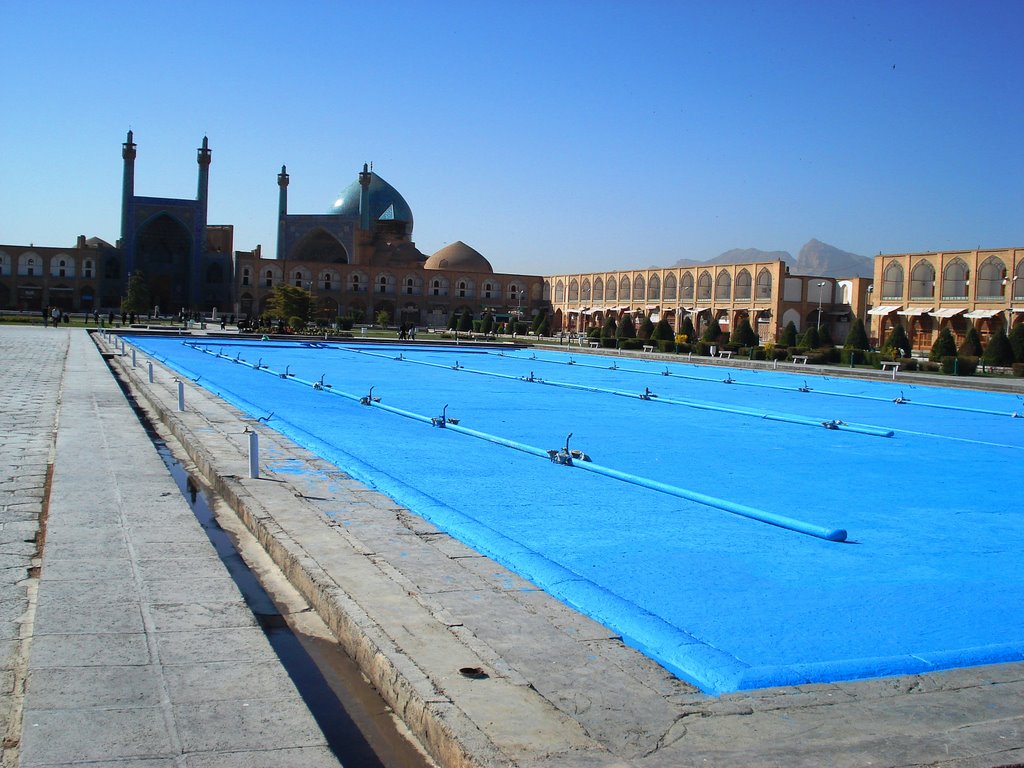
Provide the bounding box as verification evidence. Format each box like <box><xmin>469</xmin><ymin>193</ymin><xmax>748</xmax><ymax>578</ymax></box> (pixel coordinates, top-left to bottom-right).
<box><xmin>964</xmin><ymin>309</ymin><xmax>1001</xmax><ymax>319</ymax></box>
<box><xmin>931</xmin><ymin>307</ymin><xmax>966</xmax><ymax>318</ymax></box>
<box><xmin>1012</xmin><ymin>307</ymin><xmax>1024</xmax><ymax>313</ymax></box>
<box><xmin>897</xmin><ymin>307</ymin><xmax>932</xmax><ymax>316</ymax></box>
<box><xmin>867</xmin><ymin>305</ymin><xmax>901</xmax><ymax>316</ymax></box>
<box><xmin>646</xmin><ymin>304</ymin><xmax>659</xmax><ymax>310</ymax></box>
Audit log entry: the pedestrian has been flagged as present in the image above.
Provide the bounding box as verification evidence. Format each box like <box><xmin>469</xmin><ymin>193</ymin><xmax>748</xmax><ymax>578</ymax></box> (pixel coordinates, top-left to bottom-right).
<box><xmin>51</xmin><ymin>306</ymin><xmax>60</xmax><ymax>328</ymax></box>
<box><xmin>121</xmin><ymin>311</ymin><xmax>127</xmax><ymax>326</ymax></box>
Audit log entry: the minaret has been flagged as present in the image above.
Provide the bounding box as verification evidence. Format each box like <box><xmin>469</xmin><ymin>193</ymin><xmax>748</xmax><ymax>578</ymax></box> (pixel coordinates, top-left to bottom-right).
<box><xmin>120</xmin><ymin>130</ymin><xmax>136</xmax><ymax>249</ymax></box>
<box><xmin>193</xmin><ymin>137</ymin><xmax>212</xmax><ymax>309</ymax></box>
<box><xmin>277</xmin><ymin>165</ymin><xmax>289</xmax><ymax>260</ymax></box>
<box><xmin>358</xmin><ymin>162</ymin><xmax>372</xmax><ymax>232</ymax></box>
<box><xmin>197</xmin><ymin>136</ymin><xmax>211</xmax><ymax>204</ymax></box>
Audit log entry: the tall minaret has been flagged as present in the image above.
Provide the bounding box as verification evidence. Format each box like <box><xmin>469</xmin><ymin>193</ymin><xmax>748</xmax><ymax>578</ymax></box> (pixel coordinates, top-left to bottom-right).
<box><xmin>197</xmin><ymin>136</ymin><xmax>211</xmax><ymax>204</ymax></box>
<box><xmin>193</xmin><ymin>136</ymin><xmax>212</xmax><ymax>309</ymax></box>
<box><xmin>277</xmin><ymin>165</ymin><xmax>289</xmax><ymax>260</ymax></box>
<box><xmin>120</xmin><ymin>130</ymin><xmax>136</xmax><ymax>249</ymax></box>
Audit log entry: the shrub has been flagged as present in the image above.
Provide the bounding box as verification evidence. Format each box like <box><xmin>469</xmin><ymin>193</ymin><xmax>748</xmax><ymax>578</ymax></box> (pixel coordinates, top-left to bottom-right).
<box><xmin>818</xmin><ymin>324</ymin><xmax>833</xmax><ymax>347</ymax></box>
<box><xmin>448</xmin><ymin>313</ymin><xmax>459</xmax><ymax>330</ymax></box>
<box><xmin>288</xmin><ymin>315</ymin><xmax>305</xmax><ymax>332</ymax></box>
<box><xmin>940</xmin><ymin>356</ymin><xmax>957</xmax><ymax>374</ymax></box>
<box><xmin>618</xmin><ymin>338</ymin><xmax>644</xmax><ymax>351</ymax></box>
<box><xmin>882</xmin><ymin>323</ymin><xmax>911</xmax><ymax>357</ymax></box>
<box><xmin>458</xmin><ymin>311</ymin><xmax>474</xmax><ymax>332</ymax></box>
<box><xmin>537</xmin><ymin>316</ymin><xmax>550</xmax><ymax>335</ymax></box>
<box><xmin>481</xmin><ymin>312</ymin><xmax>494</xmax><ymax>335</ymax></box>
<box><xmin>844</xmin><ymin>317</ymin><xmax>869</xmax><ymax>350</ymax></box>
<box><xmin>601</xmin><ymin>315</ymin><xmax>618</xmax><ymax>348</ymax></box>
<box><xmin>800</xmin><ymin>325</ymin><xmax>821</xmax><ymax>349</ymax></box>
<box><xmin>983</xmin><ymin>329</ymin><xmax>1014</xmax><ymax>366</ymax></box>
<box><xmin>638</xmin><ymin>316</ymin><xmax>655</xmax><ymax>340</ymax></box>
<box><xmin>730</xmin><ymin>317</ymin><xmax>759</xmax><ymax>347</ymax></box>
<box><xmin>701</xmin><ymin>317</ymin><xmax>723</xmax><ymax>343</ymax></box>
<box><xmin>960</xmin><ymin>325</ymin><xmax>982</xmax><ymax>357</ymax></box>
<box><xmin>930</xmin><ymin>327</ymin><xmax>957</xmax><ymax>361</ymax></box>
<box><xmin>1013</xmin><ymin>362</ymin><xmax>1024</xmax><ymax>377</ymax></box>
<box><xmin>1009</xmin><ymin>324</ymin><xmax>1024</xmax><ymax>362</ymax></box>
<box><xmin>658</xmin><ymin>340</ymin><xmax>675</xmax><ymax>353</ymax></box>
<box><xmin>779</xmin><ymin>321</ymin><xmax>798</xmax><ymax>347</ymax></box>
<box><xmin>616</xmin><ymin>314</ymin><xmax>637</xmax><ymax>340</ymax></box>
<box><xmin>679</xmin><ymin>316</ymin><xmax>697</xmax><ymax>342</ymax></box>
<box><xmin>957</xmin><ymin>356</ymin><xmax>979</xmax><ymax>375</ymax></box>
<box><xmin>652</xmin><ymin>318</ymin><xmax>675</xmax><ymax>342</ymax></box>
<box><xmin>337</xmin><ymin>315</ymin><xmax>354</xmax><ymax>331</ymax></box>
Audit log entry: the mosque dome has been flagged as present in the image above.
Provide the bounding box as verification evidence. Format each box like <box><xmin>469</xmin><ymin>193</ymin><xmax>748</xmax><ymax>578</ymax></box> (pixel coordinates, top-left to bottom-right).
<box><xmin>424</xmin><ymin>241</ymin><xmax>493</xmax><ymax>274</ymax></box>
<box><xmin>329</xmin><ymin>170</ymin><xmax>414</xmax><ymax>230</ymax></box>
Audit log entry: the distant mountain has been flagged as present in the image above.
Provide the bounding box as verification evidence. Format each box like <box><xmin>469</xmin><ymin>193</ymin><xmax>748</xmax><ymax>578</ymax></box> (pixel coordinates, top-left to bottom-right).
<box><xmin>793</xmin><ymin>239</ymin><xmax>872</xmax><ymax>278</ymax></box>
<box><xmin>667</xmin><ymin>240</ymin><xmax>871</xmax><ymax>278</ymax></box>
<box><xmin>671</xmin><ymin>248</ymin><xmax>793</xmax><ymax>268</ymax></box>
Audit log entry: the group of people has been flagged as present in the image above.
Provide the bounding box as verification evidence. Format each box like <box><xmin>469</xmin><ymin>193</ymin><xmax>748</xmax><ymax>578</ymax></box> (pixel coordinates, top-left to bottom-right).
<box><xmin>397</xmin><ymin>324</ymin><xmax>417</xmax><ymax>340</ymax></box>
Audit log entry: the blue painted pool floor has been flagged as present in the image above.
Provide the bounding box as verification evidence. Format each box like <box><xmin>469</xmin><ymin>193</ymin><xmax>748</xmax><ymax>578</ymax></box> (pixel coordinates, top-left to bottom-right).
<box><xmin>127</xmin><ymin>337</ymin><xmax>1024</xmax><ymax>694</ymax></box>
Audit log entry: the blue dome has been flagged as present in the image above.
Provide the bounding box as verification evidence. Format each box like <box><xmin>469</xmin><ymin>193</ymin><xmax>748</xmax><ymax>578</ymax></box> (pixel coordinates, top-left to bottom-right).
<box><xmin>329</xmin><ymin>170</ymin><xmax>414</xmax><ymax>230</ymax></box>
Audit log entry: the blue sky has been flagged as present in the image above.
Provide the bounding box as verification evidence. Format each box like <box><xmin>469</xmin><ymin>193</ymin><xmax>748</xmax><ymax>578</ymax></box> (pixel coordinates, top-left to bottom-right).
<box><xmin>2</xmin><ymin>0</ymin><xmax>1021</xmax><ymax>275</ymax></box>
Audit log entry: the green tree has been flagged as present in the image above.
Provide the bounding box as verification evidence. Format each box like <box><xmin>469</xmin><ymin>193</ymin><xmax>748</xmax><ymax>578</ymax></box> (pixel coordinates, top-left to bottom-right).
<box><xmin>700</xmin><ymin>315</ymin><xmax>723</xmax><ymax>343</ymax></box>
<box><xmin>537</xmin><ymin>314</ymin><xmax>550</xmax><ymax>335</ymax></box>
<box><xmin>447</xmin><ymin>312</ymin><xmax>459</xmax><ymax>330</ymax></box>
<box><xmin>1009</xmin><ymin>323</ymin><xmax>1024</xmax><ymax>363</ymax></box>
<box><xmin>122</xmin><ymin>271</ymin><xmax>150</xmax><ymax>314</ymax></box>
<box><xmin>266</xmin><ymin>284</ymin><xmax>311</xmax><ymax>325</ymax></box>
<box><xmin>800</xmin><ymin>325</ymin><xmax>821</xmax><ymax>349</ymax></box>
<box><xmin>678</xmin><ymin>316</ymin><xmax>696</xmax><ymax>343</ymax></box>
<box><xmin>883</xmin><ymin>323</ymin><xmax>911</xmax><ymax>357</ymax></box>
<box><xmin>458</xmin><ymin>310</ymin><xmax>474</xmax><ymax>332</ymax></box>
<box><xmin>601</xmin><ymin>315</ymin><xmax>618</xmax><ymax>347</ymax></box>
<box><xmin>780</xmin><ymin>320</ymin><xmax>798</xmax><ymax>347</ymax></box>
<box><xmin>818</xmin><ymin>324</ymin><xmax>833</xmax><ymax>346</ymax></box>
<box><xmin>651</xmin><ymin>318</ymin><xmax>674</xmax><ymax>342</ymax></box>
<box><xmin>375</xmin><ymin>309</ymin><xmax>390</xmax><ymax>327</ymax></box>
<box><xmin>531</xmin><ymin>308</ymin><xmax>547</xmax><ymax>333</ymax></box>
<box><xmin>638</xmin><ymin>316</ymin><xmax>655</xmax><ymax>340</ymax></box>
<box><xmin>480</xmin><ymin>312</ymin><xmax>494</xmax><ymax>335</ymax></box>
<box><xmin>616</xmin><ymin>313</ymin><xmax>637</xmax><ymax>340</ymax></box>
<box><xmin>982</xmin><ymin>328</ymin><xmax>1014</xmax><ymax>365</ymax></box>
<box><xmin>960</xmin><ymin>325</ymin><xmax>983</xmax><ymax>357</ymax></box>
<box><xmin>844</xmin><ymin>317</ymin><xmax>869</xmax><ymax>350</ymax></box>
<box><xmin>730</xmin><ymin>317</ymin><xmax>759</xmax><ymax>347</ymax></box>
<box><xmin>929</xmin><ymin>327</ymin><xmax>957</xmax><ymax>361</ymax></box>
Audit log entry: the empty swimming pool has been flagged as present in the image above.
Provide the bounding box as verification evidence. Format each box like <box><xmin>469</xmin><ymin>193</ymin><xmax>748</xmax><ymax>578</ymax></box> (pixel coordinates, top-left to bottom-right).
<box><xmin>124</xmin><ymin>336</ymin><xmax>1024</xmax><ymax>695</ymax></box>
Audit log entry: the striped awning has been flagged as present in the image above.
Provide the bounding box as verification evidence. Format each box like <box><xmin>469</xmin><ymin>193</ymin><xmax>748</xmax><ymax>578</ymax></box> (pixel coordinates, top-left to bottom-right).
<box><xmin>897</xmin><ymin>307</ymin><xmax>932</xmax><ymax>316</ymax></box>
<box><xmin>931</xmin><ymin>307</ymin><xmax>966</xmax><ymax>318</ymax></box>
<box><xmin>964</xmin><ymin>309</ymin><xmax>1001</xmax><ymax>319</ymax></box>
<box><xmin>867</xmin><ymin>305</ymin><xmax>901</xmax><ymax>316</ymax></box>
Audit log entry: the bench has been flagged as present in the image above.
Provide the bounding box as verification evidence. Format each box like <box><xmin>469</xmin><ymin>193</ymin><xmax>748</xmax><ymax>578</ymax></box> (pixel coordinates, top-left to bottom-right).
<box><xmin>880</xmin><ymin>361</ymin><xmax>900</xmax><ymax>379</ymax></box>
<box><xmin>642</xmin><ymin>345</ymin><xmax>654</xmax><ymax>353</ymax></box>
<box><xmin>589</xmin><ymin>341</ymin><xmax>599</xmax><ymax>348</ymax></box>
<box><xmin>717</xmin><ymin>350</ymin><xmax>733</xmax><ymax>359</ymax></box>
<box><xmin>792</xmin><ymin>355</ymin><xmax>809</xmax><ymax>365</ymax></box>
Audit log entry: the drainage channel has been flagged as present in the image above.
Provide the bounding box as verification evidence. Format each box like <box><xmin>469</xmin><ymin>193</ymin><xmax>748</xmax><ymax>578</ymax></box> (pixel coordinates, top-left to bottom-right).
<box><xmin>115</xmin><ymin>377</ymin><xmax>435</xmax><ymax>768</ymax></box>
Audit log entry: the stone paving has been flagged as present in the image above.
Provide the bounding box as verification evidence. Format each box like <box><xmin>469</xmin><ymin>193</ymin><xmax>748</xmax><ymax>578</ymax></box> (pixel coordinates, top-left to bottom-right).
<box><xmin>107</xmin><ymin>329</ymin><xmax>1024</xmax><ymax>768</ymax></box>
<box><xmin>0</xmin><ymin>327</ymin><xmax>341</xmax><ymax>767</ymax></box>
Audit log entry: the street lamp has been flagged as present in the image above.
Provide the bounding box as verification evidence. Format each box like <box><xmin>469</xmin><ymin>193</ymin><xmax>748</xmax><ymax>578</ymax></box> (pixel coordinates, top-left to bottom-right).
<box><xmin>816</xmin><ymin>281</ymin><xmax>827</xmax><ymax>331</ymax></box>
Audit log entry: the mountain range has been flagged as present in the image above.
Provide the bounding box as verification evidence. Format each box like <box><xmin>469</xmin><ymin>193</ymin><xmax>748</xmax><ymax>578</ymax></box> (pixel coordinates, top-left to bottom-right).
<box><xmin>669</xmin><ymin>239</ymin><xmax>873</xmax><ymax>278</ymax></box>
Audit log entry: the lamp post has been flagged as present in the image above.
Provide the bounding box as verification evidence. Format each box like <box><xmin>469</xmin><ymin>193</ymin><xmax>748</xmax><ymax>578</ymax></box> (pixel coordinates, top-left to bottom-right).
<box><xmin>816</xmin><ymin>281</ymin><xmax>826</xmax><ymax>331</ymax></box>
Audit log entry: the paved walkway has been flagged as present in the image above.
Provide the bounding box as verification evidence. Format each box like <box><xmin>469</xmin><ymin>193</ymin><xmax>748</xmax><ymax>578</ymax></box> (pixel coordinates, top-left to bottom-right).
<box><xmin>4</xmin><ymin>325</ymin><xmax>1024</xmax><ymax>767</ymax></box>
<box><xmin>1</xmin><ymin>326</ymin><xmax>341</xmax><ymax>767</ymax></box>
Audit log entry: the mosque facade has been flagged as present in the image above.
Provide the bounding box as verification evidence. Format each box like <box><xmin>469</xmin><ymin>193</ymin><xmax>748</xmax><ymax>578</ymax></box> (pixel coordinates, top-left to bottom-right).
<box><xmin>234</xmin><ymin>163</ymin><xmax>544</xmax><ymax>328</ymax></box>
<box><xmin>0</xmin><ymin>133</ymin><xmax>545</xmax><ymax>328</ymax></box>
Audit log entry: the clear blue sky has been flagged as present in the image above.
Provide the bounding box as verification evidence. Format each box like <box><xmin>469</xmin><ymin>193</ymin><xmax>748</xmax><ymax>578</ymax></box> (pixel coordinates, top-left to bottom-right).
<box><xmin>2</xmin><ymin>0</ymin><xmax>1021</xmax><ymax>275</ymax></box>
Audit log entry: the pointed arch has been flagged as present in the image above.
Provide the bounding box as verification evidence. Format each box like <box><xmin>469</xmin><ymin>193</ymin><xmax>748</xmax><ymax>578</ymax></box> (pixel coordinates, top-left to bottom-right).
<box><xmin>977</xmin><ymin>256</ymin><xmax>1006</xmax><ymax>299</ymax></box>
<box><xmin>909</xmin><ymin>260</ymin><xmax>935</xmax><ymax>298</ymax></box>
<box><xmin>697</xmin><ymin>271</ymin><xmax>712</xmax><ymax>301</ymax></box>
<box><xmin>593</xmin><ymin>277</ymin><xmax>604</xmax><ymax>301</ymax></box>
<box><xmin>290</xmin><ymin>228</ymin><xmax>349</xmax><ymax>263</ymax></box>
<box><xmin>663</xmin><ymin>273</ymin><xmax>677</xmax><ymax>300</ymax></box>
<box><xmin>734</xmin><ymin>269</ymin><xmax>752</xmax><ymax>300</ymax></box>
<box><xmin>882</xmin><ymin>261</ymin><xmax>904</xmax><ymax>299</ymax></box>
<box><xmin>715</xmin><ymin>269</ymin><xmax>732</xmax><ymax>300</ymax></box>
<box><xmin>681</xmin><ymin>272</ymin><xmax>694</xmax><ymax>301</ymax></box>
<box><xmin>647</xmin><ymin>274</ymin><xmax>661</xmax><ymax>300</ymax></box>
